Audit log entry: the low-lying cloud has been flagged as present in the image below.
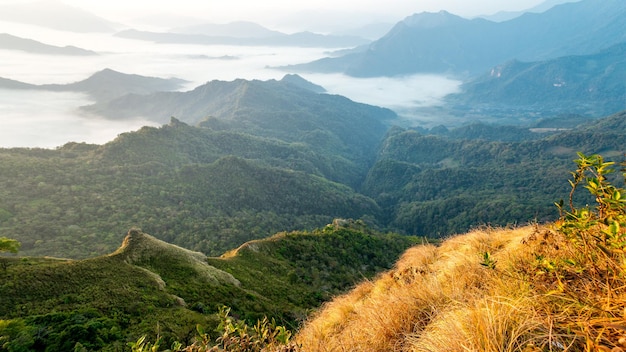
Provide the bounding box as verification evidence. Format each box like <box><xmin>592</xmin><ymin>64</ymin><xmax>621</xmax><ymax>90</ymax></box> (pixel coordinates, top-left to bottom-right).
<box><xmin>0</xmin><ymin>90</ymin><xmax>158</xmax><ymax>148</ymax></box>
<box><xmin>301</xmin><ymin>73</ymin><xmax>461</xmax><ymax>109</ymax></box>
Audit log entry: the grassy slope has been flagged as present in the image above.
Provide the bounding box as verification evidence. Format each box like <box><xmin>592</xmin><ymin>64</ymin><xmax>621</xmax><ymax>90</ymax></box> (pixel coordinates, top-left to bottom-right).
<box><xmin>207</xmin><ymin>222</ymin><xmax>422</xmax><ymax>322</ymax></box>
<box><xmin>0</xmin><ymin>229</ymin><xmax>245</xmax><ymax>349</ymax></box>
<box><xmin>0</xmin><ymin>224</ymin><xmax>419</xmax><ymax>350</ymax></box>
<box><xmin>296</xmin><ymin>224</ymin><xmax>626</xmax><ymax>351</ymax></box>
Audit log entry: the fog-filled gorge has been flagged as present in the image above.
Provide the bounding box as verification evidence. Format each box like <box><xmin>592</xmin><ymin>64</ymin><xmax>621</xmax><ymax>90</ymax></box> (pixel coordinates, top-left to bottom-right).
<box><xmin>0</xmin><ymin>21</ymin><xmax>463</xmax><ymax>148</ymax></box>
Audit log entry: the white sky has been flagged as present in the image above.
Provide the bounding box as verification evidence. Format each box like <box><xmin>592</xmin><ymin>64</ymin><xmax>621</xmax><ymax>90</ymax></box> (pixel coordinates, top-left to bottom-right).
<box><xmin>1</xmin><ymin>0</ymin><xmax>552</xmax><ymax>29</ymax></box>
<box><xmin>61</xmin><ymin>0</ymin><xmax>547</xmax><ymax>19</ymax></box>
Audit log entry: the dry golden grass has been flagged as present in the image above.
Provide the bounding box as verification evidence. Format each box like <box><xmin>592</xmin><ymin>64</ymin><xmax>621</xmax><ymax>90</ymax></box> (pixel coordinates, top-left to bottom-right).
<box><xmin>295</xmin><ymin>225</ymin><xmax>626</xmax><ymax>352</ymax></box>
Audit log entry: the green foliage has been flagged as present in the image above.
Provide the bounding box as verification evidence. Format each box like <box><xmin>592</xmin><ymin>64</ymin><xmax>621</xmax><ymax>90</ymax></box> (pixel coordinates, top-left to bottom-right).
<box><xmin>195</xmin><ymin>306</ymin><xmax>298</xmax><ymax>352</ymax></box>
<box><xmin>0</xmin><ymin>319</ymin><xmax>35</xmax><ymax>352</ymax></box>
<box><xmin>132</xmin><ymin>306</ymin><xmax>298</xmax><ymax>352</ymax></box>
<box><xmin>0</xmin><ymin>224</ymin><xmax>417</xmax><ymax>350</ymax></box>
<box><xmin>555</xmin><ymin>152</ymin><xmax>626</xmax><ymax>267</ymax></box>
<box><xmin>0</xmin><ymin>238</ymin><xmax>20</xmax><ymax>254</ymax></box>
<box><xmin>480</xmin><ymin>251</ymin><xmax>497</xmax><ymax>270</ymax></box>
<box><xmin>364</xmin><ymin>112</ymin><xmax>626</xmax><ymax>238</ymax></box>
<box><xmin>0</xmin><ymin>237</ymin><xmax>20</xmax><ymax>271</ymax></box>
<box><xmin>541</xmin><ymin>152</ymin><xmax>626</xmax><ymax>349</ymax></box>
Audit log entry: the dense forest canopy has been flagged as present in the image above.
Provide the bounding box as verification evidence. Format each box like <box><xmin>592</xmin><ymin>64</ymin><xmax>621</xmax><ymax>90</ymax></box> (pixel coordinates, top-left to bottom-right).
<box><xmin>1</xmin><ymin>110</ymin><xmax>624</xmax><ymax>259</ymax></box>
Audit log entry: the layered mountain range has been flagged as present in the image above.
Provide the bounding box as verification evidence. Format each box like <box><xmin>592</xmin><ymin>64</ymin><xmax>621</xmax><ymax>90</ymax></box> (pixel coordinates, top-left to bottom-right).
<box><xmin>286</xmin><ymin>0</ymin><xmax>626</xmax><ymax>77</ymax></box>
<box><xmin>1</xmin><ymin>1</ymin><xmax>625</xmax><ymax>350</ymax></box>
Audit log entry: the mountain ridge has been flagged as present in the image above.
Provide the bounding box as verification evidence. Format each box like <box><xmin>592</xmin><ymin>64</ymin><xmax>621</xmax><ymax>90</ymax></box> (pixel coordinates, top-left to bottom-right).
<box><xmin>0</xmin><ymin>33</ymin><xmax>97</xmax><ymax>56</ymax></box>
<box><xmin>285</xmin><ymin>0</ymin><xmax>626</xmax><ymax>77</ymax></box>
<box><xmin>115</xmin><ymin>28</ymin><xmax>370</xmax><ymax>48</ymax></box>
<box><xmin>0</xmin><ymin>68</ymin><xmax>187</xmax><ymax>102</ymax></box>
<box><xmin>446</xmin><ymin>42</ymin><xmax>626</xmax><ymax>117</ymax></box>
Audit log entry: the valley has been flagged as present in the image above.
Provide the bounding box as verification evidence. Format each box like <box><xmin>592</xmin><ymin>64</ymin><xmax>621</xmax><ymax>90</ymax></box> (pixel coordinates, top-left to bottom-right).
<box><xmin>0</xmin><ymin>0</ymin><xmax>625</xmax><ymax>350</ymax></box>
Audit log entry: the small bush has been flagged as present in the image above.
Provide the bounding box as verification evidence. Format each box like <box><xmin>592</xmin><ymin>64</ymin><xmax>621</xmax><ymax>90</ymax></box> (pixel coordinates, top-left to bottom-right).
<box><xmin>551</xmin><ymin>152</ymin><xmax>626</xmax><ymax>349</ymax></box>
<box><xmin>131</xmin><ymin>306</ymin><xmax>299</xmax><ymax>352</ymax></box>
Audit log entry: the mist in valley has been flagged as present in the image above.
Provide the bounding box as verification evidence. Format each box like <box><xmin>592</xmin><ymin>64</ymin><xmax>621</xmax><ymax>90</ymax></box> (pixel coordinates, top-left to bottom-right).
<box><xmin>0</xmin><ymin>0</ymin><xmax>595</xmax><ymax>148</ymax></box>
<box><xmin>0</xmin><ymin>21</ymin><xmax>462</xmax><ymax>148</ymax></box>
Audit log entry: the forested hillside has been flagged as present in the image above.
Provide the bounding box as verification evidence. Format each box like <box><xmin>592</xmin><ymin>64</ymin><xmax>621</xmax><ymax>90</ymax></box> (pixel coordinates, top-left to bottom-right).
<box><xmin>1</xmin><ymin>110</ymin><xmax>624</xmax><ymax>259</ymax></box>
<box><xmin>363</xmin><ymin>111</ymin><xmax>626</xmax><ymax>237</ymax></box>
<box><xmin>0</xmin><ymin>119</ymin><xmax>381</xmax><ymax>258</ymax></box>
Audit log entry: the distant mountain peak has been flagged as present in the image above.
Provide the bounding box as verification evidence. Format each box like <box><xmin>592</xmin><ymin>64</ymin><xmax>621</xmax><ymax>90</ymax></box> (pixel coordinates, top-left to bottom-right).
<box><xmin>401</xmin><ymin>10</ymin><xmax>467</xmax><ymax>28</ymax></box>
<box><xmin>280</xmin><ymin>74</ymin><xmax>326</xmax><ymax>93</ymax></box>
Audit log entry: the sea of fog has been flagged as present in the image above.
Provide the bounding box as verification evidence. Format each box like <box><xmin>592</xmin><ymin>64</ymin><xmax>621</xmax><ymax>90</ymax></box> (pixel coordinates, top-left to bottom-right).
<box><xmin>0</xmin><ymin>22</ymin><xmax>461</xmax><ymax>148</ymax></box>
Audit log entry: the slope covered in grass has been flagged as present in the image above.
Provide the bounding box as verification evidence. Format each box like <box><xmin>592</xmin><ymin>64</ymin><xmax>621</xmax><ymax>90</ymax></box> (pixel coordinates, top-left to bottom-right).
<box><xmin>0</xmin><ymin>223</ymin><xmax>419</xmax><ymax>350</ymax></box>
<box><xmin>297</xmin><ymin>154</ymin><xmax>626</xmax><ymax>352</ymax></box>
<box><xmin>296</xmin><ymin>226</ymin><xmax>546</xmax><ymax>351</ymax></box>
<box><xmin>295</xmin><ymin>224</ymin><xmax>623</xmax><ymax>351</ymax></box>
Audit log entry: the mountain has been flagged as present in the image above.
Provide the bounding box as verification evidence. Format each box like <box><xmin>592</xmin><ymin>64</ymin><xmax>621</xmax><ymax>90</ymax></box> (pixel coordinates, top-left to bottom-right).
<box><xmin>0</xmin><ymin>117</ymin><xmax>384</xmax><ymax>259</ymax></box>
<box><xmin>279</xmin><ymin>74</ymin><xmax>327</xmax><ymax>93</ymax></box>
<box><xmin>0</xmin><ymin>33</ymin><xmax>97</xmax><ymax>56</ymax></box>
<box><xmin>446</xmin><ymin>42</ymin><xmax>626</xmax><ymax>117</ymax></box>
<box><xmin>83</xmin><ymin>76</ymin><xmax>394</xmax><ymax>185</ymax></box>
<box><xmin>0</xmin><ymin>1</ymin><xmax>117</xmax><ymax>32</ymax></box>
<box><xmin>49</xmin><ymin>68</ymin><xmax>188</xmax><ymax>102</ymax></box>
<box><xmin>479</xmin><ymin>0</ymin><xmax>580</xmax><ymax>22</ymax></box>
<box><xmin>285</xmin><ymin>0</ymin><xmax>626</xmax><ymax>77</ymax></box>
<box><xmin>115</xmin><ymin>28</ymin><xmax>370</xmax><ymax>48</ymax></box>
<box><xmin>0</xmin><ymin>224</ymin><xmax>418</xmax><ymax>350</ymax></box>
<box><xmin>1</xmin><ymin>108</ymin><xmax>623</xmax><ymax>260</ymax></box>
<box><xmin>0</xmin><ymin>68</ymin><xmax>187</xmax><ymax>102</ymax></box>
<box><xmin>0</xmin><ymin>76</ymin><xmax>34</xmax><ymax>89</ymax></box>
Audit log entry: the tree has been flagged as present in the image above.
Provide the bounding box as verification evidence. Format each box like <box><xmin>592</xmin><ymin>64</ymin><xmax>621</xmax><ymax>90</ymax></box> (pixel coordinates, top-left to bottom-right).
<box><xmin>0</xmin><ymin>237</ymin><xmax>21</xmax><ymax>271</ymax></box>
<box><xmin>0</xmin><ymin>237</ymin><xmax>20</xmax><ymax>254</ymax></box>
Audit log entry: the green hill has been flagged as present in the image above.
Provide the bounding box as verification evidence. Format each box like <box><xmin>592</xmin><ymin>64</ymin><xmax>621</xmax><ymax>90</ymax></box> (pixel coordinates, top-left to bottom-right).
<box><xmin>0</xmin><ymin>121</ymin><xmax>381</xmax><ymax>259</ymax></box>
<box><xmin>0</xmin><ymin>224</ymin><xmax>418</xmax><ymax>350</ymax></box>
<box><xmin>81</xmin><ymin>76</ymin><xmax>395</xmax><ymax>190</ymax></box>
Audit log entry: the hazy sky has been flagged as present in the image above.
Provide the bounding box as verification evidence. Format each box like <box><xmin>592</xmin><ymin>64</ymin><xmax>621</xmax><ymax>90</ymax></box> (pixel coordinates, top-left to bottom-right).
<box><xmin>1</xmin><ymin>0</ymin><xmax>553</xmax><ymax>29</ymax></box>
<box><xmin>60</xmin><ymin>0</ymin><xmax>548</xmax><ymax>18</ymax></box>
